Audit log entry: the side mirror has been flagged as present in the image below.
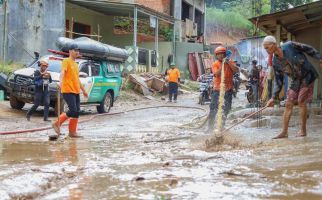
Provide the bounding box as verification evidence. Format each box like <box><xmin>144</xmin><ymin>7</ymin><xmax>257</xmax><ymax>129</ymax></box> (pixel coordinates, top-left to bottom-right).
<box><xmin>79</xmin><ymin>72</ymin><xmax>88</xmax><ymax>78</ymax></box>
<box><xmin>34</xmin><ymin>51</ymin><xmax>40</xmax><ymax>59</ymax></box>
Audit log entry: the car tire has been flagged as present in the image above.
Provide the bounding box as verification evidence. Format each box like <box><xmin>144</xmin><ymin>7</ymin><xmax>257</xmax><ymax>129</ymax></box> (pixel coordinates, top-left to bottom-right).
<box><xmin>97</xmin><ymin>92</ymin><xmax>112</xmax><ymax>113</ymax></box>
<box><xmin>54</xmin><ymin>98</ymin><xmax>65</xmax><ymax>115</ymax></box>
<box><xmin>9</xmin><ymin>94</ymin><xmax>25</xmax><ymax>109</ymax></box>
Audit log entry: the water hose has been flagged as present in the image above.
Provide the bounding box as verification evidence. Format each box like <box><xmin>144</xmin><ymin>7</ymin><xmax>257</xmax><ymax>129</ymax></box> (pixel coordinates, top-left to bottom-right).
<box><xmin>0</xmin><ymin>105</ymin><xmax>207</xmax><ymax>135</ymax></box>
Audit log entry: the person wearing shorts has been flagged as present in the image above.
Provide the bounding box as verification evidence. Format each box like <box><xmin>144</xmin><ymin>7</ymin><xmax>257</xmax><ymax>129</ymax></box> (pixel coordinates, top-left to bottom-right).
<box><xmin>263</xmin><ymin>35</ymin><xmax>322</xmax><ymax>139</ymax></box>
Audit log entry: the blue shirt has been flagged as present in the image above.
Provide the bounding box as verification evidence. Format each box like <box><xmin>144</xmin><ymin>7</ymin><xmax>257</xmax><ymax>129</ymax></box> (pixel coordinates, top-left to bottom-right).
<box><xmin>272</xmin><ymin>41</ymin><xmax>321</xmax><ymax>99</ymax></box>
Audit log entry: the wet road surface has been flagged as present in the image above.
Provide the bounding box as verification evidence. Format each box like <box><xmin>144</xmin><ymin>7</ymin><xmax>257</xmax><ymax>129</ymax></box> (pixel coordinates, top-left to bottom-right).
<box><xmin>0</xmin><ymin>93</ymin><xmax>322</xmax><ymax>200</ymax></box>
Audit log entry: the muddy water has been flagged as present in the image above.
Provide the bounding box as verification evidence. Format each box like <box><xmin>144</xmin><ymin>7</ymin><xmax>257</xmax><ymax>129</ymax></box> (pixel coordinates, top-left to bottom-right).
<box><xmin>0</xmin><ymin>97</ymin><xmax>322</xmax><ymax>199</ymax></box>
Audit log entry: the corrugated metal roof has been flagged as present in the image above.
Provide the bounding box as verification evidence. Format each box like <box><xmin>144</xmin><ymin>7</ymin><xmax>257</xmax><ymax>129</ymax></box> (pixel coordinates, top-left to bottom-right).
<box><xmin>249</xmin><ymin>1</ymin><xmax>322</xmax><ymax>37</ymax></box>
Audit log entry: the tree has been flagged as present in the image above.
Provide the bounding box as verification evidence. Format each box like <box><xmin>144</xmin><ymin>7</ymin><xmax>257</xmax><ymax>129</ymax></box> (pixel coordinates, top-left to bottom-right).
<box><xmin>270</xmin><ymin>0</ymin><xmax>313</xmax><ymax>13</ymax></box>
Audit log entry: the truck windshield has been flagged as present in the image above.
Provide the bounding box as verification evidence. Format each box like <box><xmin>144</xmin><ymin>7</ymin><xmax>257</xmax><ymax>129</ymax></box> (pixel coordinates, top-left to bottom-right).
<box><xmin>30</xmin><ymin>60</ymin><xmax>62</xmax><ymax>73</ymax></box>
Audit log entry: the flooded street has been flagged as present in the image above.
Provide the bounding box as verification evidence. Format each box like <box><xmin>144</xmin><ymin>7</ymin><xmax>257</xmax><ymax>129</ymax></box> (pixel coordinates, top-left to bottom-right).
<box><xmin>0</xmin><ymin>92</ymin><xmax>322</xmax><ymax>200</ymax></box>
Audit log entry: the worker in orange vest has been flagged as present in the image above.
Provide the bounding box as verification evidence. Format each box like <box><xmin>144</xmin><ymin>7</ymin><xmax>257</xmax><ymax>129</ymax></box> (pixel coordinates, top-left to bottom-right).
<box><xmin>207</xmin><ymin>46</ymin><xmax>238</xmax><ymax>132</ymax></box>
<box><xmin>166</xmin><ymin>62</ymin><xmax>180</xmax><ymax>103</ymax></box>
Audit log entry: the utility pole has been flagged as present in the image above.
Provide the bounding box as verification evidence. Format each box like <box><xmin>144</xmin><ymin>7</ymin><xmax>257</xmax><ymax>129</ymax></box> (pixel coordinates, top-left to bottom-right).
<box><xmin>2</xmin><ymin>0</ymin><xmax>8</xmax><ymax>66</ymax></box>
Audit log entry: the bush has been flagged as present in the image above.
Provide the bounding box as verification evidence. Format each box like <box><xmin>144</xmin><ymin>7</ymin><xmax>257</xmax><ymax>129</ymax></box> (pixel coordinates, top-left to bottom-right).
<box><xmin>0</xmin><ymin>62</ymin><xmax>23</xmax><ymax>75</ymax></box>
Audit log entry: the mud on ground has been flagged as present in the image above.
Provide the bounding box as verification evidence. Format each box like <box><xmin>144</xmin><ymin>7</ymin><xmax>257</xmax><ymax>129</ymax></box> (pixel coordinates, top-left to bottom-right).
<box><xmin>0</xmin><ymin>89</ymin><xmax>322</xmax><ymax>199</ymax></box>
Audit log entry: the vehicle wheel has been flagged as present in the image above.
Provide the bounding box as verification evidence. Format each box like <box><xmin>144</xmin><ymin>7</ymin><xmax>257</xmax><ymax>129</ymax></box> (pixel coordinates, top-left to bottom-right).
<box><xmin>54</xmin><ymin>98</ymin><xmax>65</xmax><ymax>115</ymax></box>
<box><xmin>9</xmin><ymin>94</ymin><xmax>25</xmax><ymax>109</ymax></box>
<box><xmin>97</xmin><ymin>92</ymin><xmax>112</xmax><ymax>113</ymax></box>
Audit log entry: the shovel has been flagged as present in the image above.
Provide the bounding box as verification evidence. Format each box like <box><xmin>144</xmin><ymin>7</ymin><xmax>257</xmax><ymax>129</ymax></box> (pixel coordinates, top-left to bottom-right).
<box><xmin>221</xmin><ymin>105</ymin><xmax>269</xmax><ymax>134</ymax></box>
<box><xmin>206</xmin><ymin>105</ymin><xmax>269</xmax><ymax>147</ymax></box>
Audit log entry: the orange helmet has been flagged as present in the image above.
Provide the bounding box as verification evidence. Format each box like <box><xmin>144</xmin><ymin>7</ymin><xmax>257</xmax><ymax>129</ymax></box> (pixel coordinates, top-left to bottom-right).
<box><xmin>214</xmin><ymin>46</ymin><xmax>226</xmax><ymax>54</ymax></box>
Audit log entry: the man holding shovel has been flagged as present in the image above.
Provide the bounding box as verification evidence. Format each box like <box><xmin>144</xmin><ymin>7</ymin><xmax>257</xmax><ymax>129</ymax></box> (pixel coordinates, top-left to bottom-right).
<box><xmin>52</xmin><ymin>44</ymin><xmax>88</xmax><ymax>138</ymax></box>
<box><xmin>207</xmin><ymin>46</ymin><xmax>238</xmax><ymax>132</ymax></box>
<box><xmin>263</xmin><ymin>36</ymin><xmax>322</xmax><ymax>139</ymax></box>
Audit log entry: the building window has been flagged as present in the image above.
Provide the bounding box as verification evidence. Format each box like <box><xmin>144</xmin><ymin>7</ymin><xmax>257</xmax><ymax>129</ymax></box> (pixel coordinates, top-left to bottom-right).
<box><xmin>138</xmin><ymin>49</ymin><xmax>148</xmax><ymax>65</ymax></box>
<box><xmin>73</xmin><ymin>22</ymin><xmax>91</xmax><ymax>38</ymax></box>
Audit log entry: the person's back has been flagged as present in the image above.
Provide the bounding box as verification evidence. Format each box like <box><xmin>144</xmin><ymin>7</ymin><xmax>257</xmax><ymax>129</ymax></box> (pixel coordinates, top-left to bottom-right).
<box><xmin>274</xmin><ymin>41</ymin><xmax>318</xmax><ymax>84</ymax></box>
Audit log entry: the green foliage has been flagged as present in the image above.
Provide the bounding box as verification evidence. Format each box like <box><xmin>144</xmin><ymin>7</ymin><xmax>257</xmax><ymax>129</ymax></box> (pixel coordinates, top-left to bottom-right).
<box><xmin>206</xmin><ymin>7</ymin><xmax>253</xmax><ymax>31</ymax></box>
<box><xmin>113</xmin><ymin>17</ymin><xmax>173</xmax><ymax>41</ymax></box>
<box><xmin>0</xmin><ymin>62</ymin><xmax>23</xmax><ymax>75</ymax></box>
<box><xmin>206</xmin><ymin>0</ymin><xmax>314</xmax><ymax>14</ymax></box>
<box><xmin>271</xmin><ymin>0</ymin><xmax>313</xmax><ymax>12</ymax></box>
<box><xmin>159</xmin><ymin>25</ymin><xmax>173</xmax><ymax>41</ymax></box>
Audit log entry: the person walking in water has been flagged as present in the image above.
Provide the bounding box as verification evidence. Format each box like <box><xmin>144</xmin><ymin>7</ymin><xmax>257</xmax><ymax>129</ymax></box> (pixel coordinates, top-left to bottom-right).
<box><xmin>52</xmin><ymin>44</ymin><xmax>88</xmax><ymax>137</ymax></box>
<box><xmin>263</xmin><ymin>35</ymin><xmax>322</xmax><ymax>139</ymax></box>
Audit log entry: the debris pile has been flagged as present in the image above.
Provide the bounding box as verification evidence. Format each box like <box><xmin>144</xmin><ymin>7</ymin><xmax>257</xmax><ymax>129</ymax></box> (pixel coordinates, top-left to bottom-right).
<box><xmin>127</xmin><ymin>72</ymin><xmax>167</xmax><ymax>98</ymax></box>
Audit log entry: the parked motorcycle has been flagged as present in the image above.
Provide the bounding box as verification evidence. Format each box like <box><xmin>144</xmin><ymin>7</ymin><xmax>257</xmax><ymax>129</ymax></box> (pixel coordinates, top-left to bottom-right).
<box><xmin>198</xmin><ymin>74</ymin><xmax>213</xmax><ymax>105</ymax></box>
<box><xmin>198</xmin><ymin>81</ymin><xmax>211</xmax><ymax>105</ymax></box>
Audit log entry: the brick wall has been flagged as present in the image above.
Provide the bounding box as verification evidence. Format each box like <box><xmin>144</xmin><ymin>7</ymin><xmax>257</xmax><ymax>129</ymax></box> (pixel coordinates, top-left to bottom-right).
<box><xmin>135</xmin><ymin>0</ymin><xmax>171</xmax><ymax>15</ymax></box>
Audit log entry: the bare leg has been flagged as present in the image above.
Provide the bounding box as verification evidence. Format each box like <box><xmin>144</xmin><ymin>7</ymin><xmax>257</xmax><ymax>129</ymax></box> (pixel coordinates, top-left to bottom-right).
<box><xmin>297</xmin><ymin>102</ymin><xmax>307</xmax><ymax>137</ymax></box>
<box><xmin>273</xmin><ymin>101</ymin><xmax>294</xmax><ymax>139</ymax></box>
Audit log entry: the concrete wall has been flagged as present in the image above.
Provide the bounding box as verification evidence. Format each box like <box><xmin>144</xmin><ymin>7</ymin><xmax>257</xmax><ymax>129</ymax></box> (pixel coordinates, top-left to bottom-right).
<box><xmin>0</xmin><ymin>0</ymin><xmax>65</xmax><ymax>64</ymax></box>
<box><xmin>175</xmin><ymin>42</ymin><xmax>204</xmax><ymax>78</ymax></box>
<box><xmin>139</xmin><ymin>42</ymin><xmax>173</xmax><ymax>73</ymax></box>
<box><xmin>66</xmin><ymin>2</ymin><xmax>133</xmax><ymax>48</ymax></box>
<box><xmin>294</xmin><ymin>27</ymin><xmax>322</xmax><ymax>99</ymax></box>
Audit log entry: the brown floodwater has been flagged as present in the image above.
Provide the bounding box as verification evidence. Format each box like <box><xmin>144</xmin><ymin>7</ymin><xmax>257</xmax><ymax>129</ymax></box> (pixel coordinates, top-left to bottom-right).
<box><xmin>0</xmin><ymin>97</ymin><xmax>321</xmax><ymax>200</ymax></box>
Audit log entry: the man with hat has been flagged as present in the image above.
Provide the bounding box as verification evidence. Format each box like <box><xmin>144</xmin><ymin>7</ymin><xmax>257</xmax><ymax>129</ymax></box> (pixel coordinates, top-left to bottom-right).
<box><xmin>263</xmin><ymin>35</ymin><xmax>322</xmax><ymax>139</ymax></box>
<box><xmin>207</xmin><ymin>46</ymin><xmax>238</xmax><ymax>132</ymax></box>
<box><xmin>26</xmin><ymin>60</ymin><xmax>52</xmax><ymax>121</ymax></box>
<box><xmin>166</xmin><ymin>62</ymin><xmax>180</xmax><ymax>103</ymax></box>
<box><xmin>52</xmin><ymin>44</ymin><xmax>88</xmax><ymax>137</ymax></box>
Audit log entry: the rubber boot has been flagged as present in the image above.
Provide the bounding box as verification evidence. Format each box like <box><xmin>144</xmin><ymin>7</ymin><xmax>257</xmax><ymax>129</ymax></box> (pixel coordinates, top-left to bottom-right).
<box><xmin>52</xmin><ymin>113</ymin><xmax>68</xmax><ymax>134</ymax></box>
<box><xmin>69</xmin><ymin>118</ymin><xmax>82</xmax><ymax>138</ymax></box>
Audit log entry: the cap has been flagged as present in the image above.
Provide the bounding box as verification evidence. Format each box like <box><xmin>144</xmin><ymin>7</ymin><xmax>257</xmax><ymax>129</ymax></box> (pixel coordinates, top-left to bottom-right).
<box><xmin>69</xmin><ymin>43</ymin><xmax>80</xmax><ymax>51</ymax></box>
<box><xmin>263</xmin><ymin>35</ymin><xmax>277</xmax><ymax>44</ymax></box>
<box><xmin>214</xmin><ymin>46</ymin><xmax>226</xmax><ymax>54</ymax></box>
<box><xmin>170</xmin><ymin>62</ymin><xmax>175</xmax><ymax>66</ymax></box>
<box><xmin>38</xmin><ymin>60</ymin><xmax>48</xmax><ymax>67</ymax></box>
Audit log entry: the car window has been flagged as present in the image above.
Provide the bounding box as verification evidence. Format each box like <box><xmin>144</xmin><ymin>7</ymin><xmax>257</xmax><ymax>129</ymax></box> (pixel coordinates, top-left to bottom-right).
<box><xmin>114</xmin><ymin>63</ymin><xmax>121</xmax><ymax>73</ymax></box>
<box><xmin>79</xmin><ymin>63</ymin><xmax>89</xmax><ymax>75</ymax></box>
<box><xmin>106</xmin><ymin>62</ymin><xmax>115</xmax><ymax>73</ymax></box>
<box><xmin>90</xmin><ymin>63</ymin><xmax>101</xmax><ymax>76</ymax></box>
